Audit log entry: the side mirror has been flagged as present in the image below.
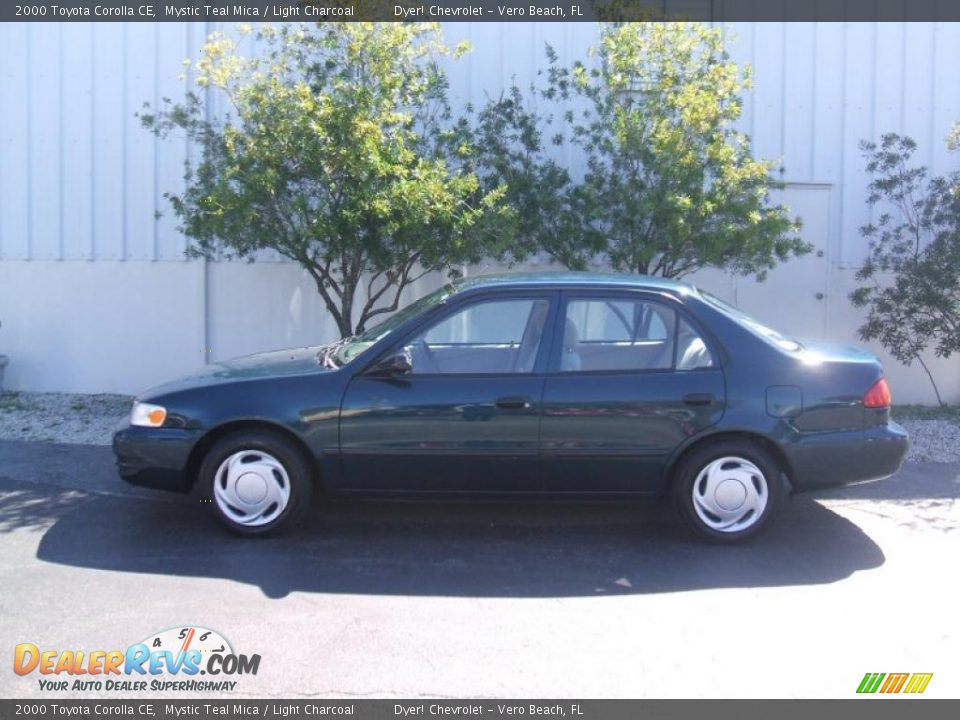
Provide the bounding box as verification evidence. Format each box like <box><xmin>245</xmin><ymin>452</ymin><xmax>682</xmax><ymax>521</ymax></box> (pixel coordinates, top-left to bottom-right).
<box><xmin>366</xmin><ymin>348</ymin><xmax>412</xmax><ymax>378</ymax></box>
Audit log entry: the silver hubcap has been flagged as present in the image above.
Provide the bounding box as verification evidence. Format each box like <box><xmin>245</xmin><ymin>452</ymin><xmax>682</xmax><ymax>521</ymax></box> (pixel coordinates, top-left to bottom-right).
<box><xmin>213</xmin><ymin>450</ymin><xmax>291</xmax><ymax>527</ymax></box>
<box><xmin>692</xmin><ymin>456</ymin><xmax>768</xmax><ymax>533</ymax></box>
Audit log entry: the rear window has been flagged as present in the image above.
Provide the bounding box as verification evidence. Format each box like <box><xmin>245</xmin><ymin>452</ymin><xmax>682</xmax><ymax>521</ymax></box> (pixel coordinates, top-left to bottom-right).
<box><xmin>558</xmin><ymin>297</ymin><xmax>713</xmax><ymax>372</ymax></box>
<box><xmin>699</xmin><ymin>292</ymin><xmax>803</xmax><ymax>353</ymax></box>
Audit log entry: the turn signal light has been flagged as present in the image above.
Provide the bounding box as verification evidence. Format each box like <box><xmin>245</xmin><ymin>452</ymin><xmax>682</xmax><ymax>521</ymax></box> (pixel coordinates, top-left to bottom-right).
<box><xmin>863</xmin><ymin>378</ymin><xmax>892</xmax><ymax>408</ymax></box>
<box><xmin>131</xmin><ymin>402</ymin><xmax>168</xmax><ymax>427</ymax></box>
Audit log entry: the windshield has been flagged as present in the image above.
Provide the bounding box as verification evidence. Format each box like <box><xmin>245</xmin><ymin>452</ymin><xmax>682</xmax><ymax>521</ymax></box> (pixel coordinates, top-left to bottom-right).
<box><xmin>318</xmin><ymin>283</ymin><xmax>456</xmax><ymax>368</ymax></box>
<box><xmin>699</xmin><ymin>291</ymin><xmax>803</xmax><ymax>352</ymax></box>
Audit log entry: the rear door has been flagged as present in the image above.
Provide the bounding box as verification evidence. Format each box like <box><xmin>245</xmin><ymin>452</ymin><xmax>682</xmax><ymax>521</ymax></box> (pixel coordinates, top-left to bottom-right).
<box><xmin>540</xmin><ymin>291</ymin><xmax>725</xmax><ymax>493</ymax></box>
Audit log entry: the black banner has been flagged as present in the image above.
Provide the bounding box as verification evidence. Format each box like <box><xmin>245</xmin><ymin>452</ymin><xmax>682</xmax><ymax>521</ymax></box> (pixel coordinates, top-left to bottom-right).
<box><xmin>2</xmin><ymin>701</ymin><xmax>960</xmax><ymax>720</ymax></box>
<box><xmin>4</xmin><ymin>0</ymin><xmax>960</xmax><ymax>23</ymax></box>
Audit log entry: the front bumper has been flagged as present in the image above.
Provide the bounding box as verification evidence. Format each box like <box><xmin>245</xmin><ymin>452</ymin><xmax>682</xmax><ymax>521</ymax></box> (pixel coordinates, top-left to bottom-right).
<box><xmin>113</xmin><ymin>424</ymin><xmax>200</xmax><ymax>493</ymax></box>
<box><xmin>785</xmin><ymin>420</ymin><xmax>910</xmax><ymax>491</ymax></box>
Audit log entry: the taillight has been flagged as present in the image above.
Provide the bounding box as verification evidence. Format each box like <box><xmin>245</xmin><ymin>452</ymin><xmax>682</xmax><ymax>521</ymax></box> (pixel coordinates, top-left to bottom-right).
<box><xmin>863</xmin><ymin>377</ymin><xmax>892</xmax><ymax>408</ymax></box>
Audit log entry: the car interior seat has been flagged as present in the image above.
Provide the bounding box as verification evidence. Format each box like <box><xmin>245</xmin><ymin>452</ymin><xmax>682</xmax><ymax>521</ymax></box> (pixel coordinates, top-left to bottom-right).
<box><xmin>676</xmin><ymin>327</ymin><xmax>712</xmax><ymax>370</ymax></box>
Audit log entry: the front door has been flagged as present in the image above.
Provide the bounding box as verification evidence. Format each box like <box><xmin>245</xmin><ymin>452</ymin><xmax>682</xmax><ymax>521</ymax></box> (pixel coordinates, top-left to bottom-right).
<box><xmin>339</xmin><ymin>292</ymin><xmax>556</xmax><ymax>493</ymax></box>
<box><xmin>540</xmin><ymin>292</ymin><xmax>725</xmax><ymax>493</ymax></box>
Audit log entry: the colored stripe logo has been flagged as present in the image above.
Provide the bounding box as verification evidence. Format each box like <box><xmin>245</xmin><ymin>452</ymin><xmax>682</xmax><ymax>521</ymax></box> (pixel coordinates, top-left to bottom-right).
<box><xmin>857</xmin><ymin>672</ymin><xmax>933</xmax><ymax>694</ymax></box>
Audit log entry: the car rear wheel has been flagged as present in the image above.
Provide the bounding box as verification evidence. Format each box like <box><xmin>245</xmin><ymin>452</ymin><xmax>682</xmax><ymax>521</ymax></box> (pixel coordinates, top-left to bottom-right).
<box><xmin>199</xmin><ymin>430</ymin><xmax>313</xmax><ymax>536</ymax></box>
<box><xmin>672</xmin><ymin>440</ymin><xmax>782</xmax><ymax>543</ymax></box>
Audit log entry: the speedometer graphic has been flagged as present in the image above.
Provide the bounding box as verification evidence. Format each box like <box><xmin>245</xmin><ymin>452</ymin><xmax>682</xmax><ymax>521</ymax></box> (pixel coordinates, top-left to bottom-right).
<box><xmin>138</xmin><ymin>626</ymin><xmax>233</xmax><ymax>661</ymax></box>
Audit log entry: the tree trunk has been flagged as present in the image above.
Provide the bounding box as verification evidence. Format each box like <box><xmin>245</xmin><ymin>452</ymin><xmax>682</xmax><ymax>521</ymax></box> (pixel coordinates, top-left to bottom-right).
<box><xmin>337</xmin><ymin>292</ymin><xmax>355</xmax><ymax>338</ymax></box>
<box><xmin>917</xmin><ymin>356</ymin><xmax>945</xmax><ymax>408</ymax></box>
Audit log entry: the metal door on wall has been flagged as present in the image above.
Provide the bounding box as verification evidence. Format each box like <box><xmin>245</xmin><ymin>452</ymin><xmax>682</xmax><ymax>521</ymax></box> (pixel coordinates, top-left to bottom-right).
<box><xmin>733</xmin><ymin>183</ymin><xmax>832</xmax><ymax>340</ymax></box>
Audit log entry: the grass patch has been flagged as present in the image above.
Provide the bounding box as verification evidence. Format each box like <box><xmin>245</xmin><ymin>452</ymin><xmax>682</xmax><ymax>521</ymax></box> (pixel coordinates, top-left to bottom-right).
<box><xmin>892</xmin><ymin>404</ymin><xmax>960</xmax><ymax>423</ymax></box>
<box><xmin>0</xmin><ymin>392</ymin><xmax>25</xmax><ymax>412</ymax></box>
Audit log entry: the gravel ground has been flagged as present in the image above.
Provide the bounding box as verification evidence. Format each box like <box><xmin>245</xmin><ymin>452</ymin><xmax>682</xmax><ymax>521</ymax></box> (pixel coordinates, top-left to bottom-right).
<box><xmin>893</xmin><ymin>416</ymin><xmax>960</xmax><ymax>463</ymax></box>
<box><xmin>0</xmin><ymin>392</ymin><xmax>132</xmax><ymax>446</ymax></box>
<box><xmin>0</xmin><ymin>391</ymin><xmax>958</xmax><ymax>463</ymax></box>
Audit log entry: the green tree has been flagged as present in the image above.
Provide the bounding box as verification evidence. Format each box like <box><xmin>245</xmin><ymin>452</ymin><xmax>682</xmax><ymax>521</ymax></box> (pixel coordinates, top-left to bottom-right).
<box><xmin>142</xmin><ymin>23</ymin><xmax>508</xmax><ymax>338</ymax></box>
<box><xmin>471</xmin><ymin>23</ymin><xmax>807</xmax><ymax>279</ymax></box>
<box><xmin>851</xmin><ymin>133</ymin><xmax>960</xmax><ymax>407</ymax></box>
<box><xmin>463</xmin><ymin>83</ymin><xmax>575</xmax><ymax>264</ymax></box>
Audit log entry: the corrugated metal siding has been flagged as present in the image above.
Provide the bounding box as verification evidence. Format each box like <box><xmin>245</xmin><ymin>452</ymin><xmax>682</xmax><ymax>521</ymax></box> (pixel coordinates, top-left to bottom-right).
<box><xmin>0</xmin><ymin>22</ymin><xmax>201</xmax><ymax>262</ymax></box>
<box><xmin>720</xmin><ymin>21</ymin><xmax>960</xmax><ymax>267</ymax></box>
<box><xmin>1</xmin><ymin>21</ymin><xmax>959</xmax><ymax>265</ymax></box>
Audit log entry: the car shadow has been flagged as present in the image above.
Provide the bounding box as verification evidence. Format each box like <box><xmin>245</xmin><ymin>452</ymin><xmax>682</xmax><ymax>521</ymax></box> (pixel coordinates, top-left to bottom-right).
<box><xmin>2</xmin><ymin>474</ymin><xmax>887</xmax><ymax>600</ymax></box>
<box><xmin>810</xmin><ymin>461</ymin><xmax>959</xmax><ymax>501</ymax></box>
<box><xmin>806</xmin><ymin>461</ymin><xmax>960</xmax><ymax>534</ymax></box>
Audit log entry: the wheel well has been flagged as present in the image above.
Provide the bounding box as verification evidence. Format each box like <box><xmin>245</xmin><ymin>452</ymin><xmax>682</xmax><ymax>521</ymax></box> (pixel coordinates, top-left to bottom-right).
<box><xmin>666</xmin><ymin>431</ymin><xmax>795</xmax><ymax>490</ymax></box>
<box><xmin>184</xmin><ymin>420</ymin><xmax>321</xmax><ymax>491</ymax></box>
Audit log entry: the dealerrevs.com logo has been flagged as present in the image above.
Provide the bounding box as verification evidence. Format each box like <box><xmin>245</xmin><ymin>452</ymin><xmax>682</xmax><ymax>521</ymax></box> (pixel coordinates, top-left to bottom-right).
<box><xmin>14</xmin><ymin>626</ymin><xmax>260</xmax><ymax>693</ymax></box>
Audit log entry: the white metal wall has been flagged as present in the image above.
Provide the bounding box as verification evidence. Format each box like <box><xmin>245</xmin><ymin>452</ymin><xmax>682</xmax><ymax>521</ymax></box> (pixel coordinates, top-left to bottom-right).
<box><xmin>1</xmin><ymin>21</ymin><xmax>959</xmax><ymax>402</ymax></box>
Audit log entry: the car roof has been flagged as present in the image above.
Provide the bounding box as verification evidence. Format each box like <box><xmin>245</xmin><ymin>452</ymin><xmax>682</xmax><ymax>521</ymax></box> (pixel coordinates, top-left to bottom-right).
<box><xmin>453</xmin><ymin>271</ymin><xmax>697</xmax><ymax>295</ymax></box>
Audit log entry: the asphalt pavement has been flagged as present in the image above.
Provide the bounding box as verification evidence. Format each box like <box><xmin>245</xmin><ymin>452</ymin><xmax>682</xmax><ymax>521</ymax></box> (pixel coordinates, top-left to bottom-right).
<box><xmin>0</xmin><ymin>439</ymin><xmax>957</xmax><ymax>698</ymax></box>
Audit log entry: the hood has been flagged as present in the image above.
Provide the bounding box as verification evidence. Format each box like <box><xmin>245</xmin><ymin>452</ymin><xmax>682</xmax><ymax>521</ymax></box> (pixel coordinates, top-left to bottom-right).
<box><xmin>140</xmin><ymin>345</ymin><xmax>331</xmax><ymax>399</ymax></box>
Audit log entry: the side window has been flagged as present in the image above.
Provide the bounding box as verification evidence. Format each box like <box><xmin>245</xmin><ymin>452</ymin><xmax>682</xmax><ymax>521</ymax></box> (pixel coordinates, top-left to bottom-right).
<box><xmin>676</xmin><ymin>317</ymin><xmax>715</xmax><ymax>370</ymax></box>
<box><xmin>407</xmin><ymin>298</ymin><xmax>550</xmax><ymax>375</ymax></box>
<box><xmin>561</xmin><ymin>298</ymin><xmax>676</xmax><ymax>372</ymax></box>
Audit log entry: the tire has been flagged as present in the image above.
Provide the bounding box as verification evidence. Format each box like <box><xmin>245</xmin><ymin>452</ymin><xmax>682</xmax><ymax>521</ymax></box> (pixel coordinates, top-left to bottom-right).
<box><xmin>672</xmin><ymin>439</ymin><xmax>782</xmax><ymax>543</ymax></box>
<box><xmin>198</xmin><ymin>430</ymin><xmax>314</xmax><ymax>537</ymax></box>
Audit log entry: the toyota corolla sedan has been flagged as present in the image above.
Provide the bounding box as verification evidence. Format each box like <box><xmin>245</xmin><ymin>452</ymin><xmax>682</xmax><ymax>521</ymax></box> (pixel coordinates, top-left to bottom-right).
<box><xmin>114</xmin><ymin>272</ymin><xmax>908</xmax><ymax>542</ymax></box>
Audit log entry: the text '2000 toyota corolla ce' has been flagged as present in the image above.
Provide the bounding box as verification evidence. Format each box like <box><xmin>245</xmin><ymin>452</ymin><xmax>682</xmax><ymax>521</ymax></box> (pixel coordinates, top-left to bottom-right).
<box><xmin>114</xmin><ymin>272</ymin><xmax>908</xmax><ymax>543</ymax></box>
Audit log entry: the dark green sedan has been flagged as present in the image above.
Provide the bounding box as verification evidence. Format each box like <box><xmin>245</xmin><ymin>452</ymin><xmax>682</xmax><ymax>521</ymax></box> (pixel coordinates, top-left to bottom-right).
<box><xmin>113</xmin><ymin>272</ymin><xmax>908</xmax><ymax>542</ymax></box>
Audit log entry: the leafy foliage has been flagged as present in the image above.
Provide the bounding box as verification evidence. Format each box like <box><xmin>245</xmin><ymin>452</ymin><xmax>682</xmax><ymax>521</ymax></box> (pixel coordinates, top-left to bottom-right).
<box><xmin>468</xmin><ymin>23</ymin><xmax>807</xmax><ymax>279</ymax></box>
<box><xmin>142</xmin><ymin>23</ymin><xmax>509</xmax><ymax>337</ymax></box>
<box><xmin>460</xmin><ymin>83</ymin><xmax>575</xmax><ymax>265</ymax></box>
<box><xmin>851</xmin><ymin>133</ymin><xmax>960</xmax><ymax>406</ymax></box>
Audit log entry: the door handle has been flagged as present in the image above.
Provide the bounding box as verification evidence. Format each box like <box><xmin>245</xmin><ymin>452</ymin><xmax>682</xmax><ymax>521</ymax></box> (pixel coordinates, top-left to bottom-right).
<box><xmin>495</xmin><ymin>396</ymin><xmax>532</xmax><ymax>410</ymax></box>
<box><xmin>683</xmin><ymin>393</ymin><xmax>716</xmax><ymax>406</ymax></box>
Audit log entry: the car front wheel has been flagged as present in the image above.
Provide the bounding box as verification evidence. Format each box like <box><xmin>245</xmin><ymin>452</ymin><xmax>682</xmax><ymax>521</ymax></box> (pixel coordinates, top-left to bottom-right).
<box><xmin>672</xmin><ymin>440</ymin><xmax>782</xmax><ymax>543</ymax></box>
<box><xmin>199</xmin><ymin>430</ymin><xmax>313</xmax><ymax>536</ymax></box>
